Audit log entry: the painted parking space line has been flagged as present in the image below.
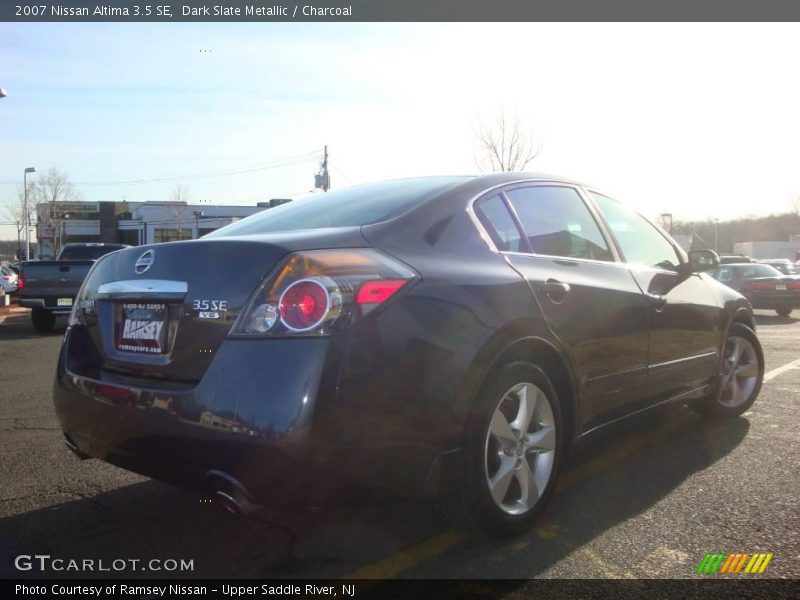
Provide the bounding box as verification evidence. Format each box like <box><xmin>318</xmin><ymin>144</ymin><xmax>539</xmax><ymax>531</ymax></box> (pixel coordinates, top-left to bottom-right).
<box><xmin>764</xmin><ymin>358</ymin><xmax>800</xmax><ymax>382</ymax></box>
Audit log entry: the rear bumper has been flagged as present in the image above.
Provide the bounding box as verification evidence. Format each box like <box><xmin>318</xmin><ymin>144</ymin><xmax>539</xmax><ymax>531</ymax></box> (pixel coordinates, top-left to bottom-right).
<box><xmin>55</xmin><ymin>328</ymin><xmax>331</xmax><ymax>503</ymax></box>
<box><xmin>745</xmin><ymin>293</ymin><xmax>800</xmax><ymax>309</ymax></box>
<box><xmin>53</xmin><ymin>325</ymin><xmax>453</xmax><ymax>504</ymax></box>
<box><xmin>19</xmin><ymin>297</ymin><xmax>73</xmax><ymax>313</ymax></box>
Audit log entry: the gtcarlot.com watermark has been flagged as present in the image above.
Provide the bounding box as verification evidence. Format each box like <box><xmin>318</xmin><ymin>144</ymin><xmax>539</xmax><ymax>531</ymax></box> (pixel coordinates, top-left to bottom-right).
<box><xmin>13</xmin><ymin>554</ymin><xmax>194</xmax><ymax>573</ymax></box>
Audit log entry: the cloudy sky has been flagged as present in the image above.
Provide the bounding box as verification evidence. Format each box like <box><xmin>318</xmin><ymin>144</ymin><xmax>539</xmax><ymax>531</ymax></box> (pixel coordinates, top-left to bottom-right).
<box><xmin>1</xmin><ymin>22</ymin><xmax>799</xmax><ymax>239</ymax></box>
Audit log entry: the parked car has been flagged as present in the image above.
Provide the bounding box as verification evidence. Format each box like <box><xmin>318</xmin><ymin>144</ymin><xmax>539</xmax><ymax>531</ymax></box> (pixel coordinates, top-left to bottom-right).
<box><xmin>709</xmin><ymin>263</ymin><xmax>800</xmax><ymax>316</ymax></box>
<box><xmin>759</xmin><ymin>259</ymin><xmax>800</xmax><ymax>277</ymax></box>
<box><xmin>1</xmin><ymin>265</ymin><xmax>19</xmax><ymax>294</ymax></box>
<box><xmin>719</xmin><ymin>254</ymin><xmax>756</xmax><ymax>264</ymax></box>
<box><xmin>54</xmin><ymin>174</ymin><xmax>764</xmax><ymax>537</ymax></box>
<box><xmin>18</xmin><ymin>243</ymin><xmax>128</xmax><ymax>332</ymax></box>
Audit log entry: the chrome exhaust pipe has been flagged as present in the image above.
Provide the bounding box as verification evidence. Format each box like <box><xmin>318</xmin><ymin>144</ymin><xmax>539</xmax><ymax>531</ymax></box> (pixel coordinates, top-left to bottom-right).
<box><xmin>205</xmin><ymin>470</ymin><xmax>260</xmax><ymax>516</ymax></box>
<box><xmin>63</xmin><ymin>436</ymin><xmax>90</xmax><ymax>460</ymax></box>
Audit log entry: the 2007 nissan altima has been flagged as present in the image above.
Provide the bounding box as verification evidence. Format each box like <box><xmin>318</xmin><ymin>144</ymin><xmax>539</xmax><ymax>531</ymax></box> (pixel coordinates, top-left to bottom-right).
<box><xmin>54</xmin><ymin>173</ymin><xmax>763</xmax><ymax>536</ymax></box>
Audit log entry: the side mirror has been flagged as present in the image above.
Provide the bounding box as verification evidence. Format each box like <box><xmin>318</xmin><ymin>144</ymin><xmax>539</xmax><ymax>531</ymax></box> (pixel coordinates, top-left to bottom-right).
<box><xmin>687</xmin><ymin>249</ymin><xmax>720</xmax><ymax>273</ymax></box>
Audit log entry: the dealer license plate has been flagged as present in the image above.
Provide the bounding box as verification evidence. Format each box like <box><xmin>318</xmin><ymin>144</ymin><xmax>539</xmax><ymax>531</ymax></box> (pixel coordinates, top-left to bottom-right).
<box><xmin>115</xmin><ymin>302</ymin><xmax>169</xmax><ymax>354</ymax></box>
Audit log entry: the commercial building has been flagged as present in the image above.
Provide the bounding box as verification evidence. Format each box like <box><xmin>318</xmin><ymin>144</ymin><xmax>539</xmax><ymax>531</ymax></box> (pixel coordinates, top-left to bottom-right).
<box><xmin>733</xmin><ymin>239</ymin><xmax>800</xmax><ymax>261</ymax></box>
<box><xmin>35</xmin><ymin>200</ymin><xmax>270</xmax><ymax>259</ymax></box>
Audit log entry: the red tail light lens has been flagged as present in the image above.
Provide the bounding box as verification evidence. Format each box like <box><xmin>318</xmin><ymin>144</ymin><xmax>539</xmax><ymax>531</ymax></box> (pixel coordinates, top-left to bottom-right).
<box><xmin>17</xmin><ymin>272</ymin><xmax>24</xmax><ymax>289</ymax></box>
<box><xmin>280</xmin><ymin>278</ymin><xmax>337</xmax><ymax>331</ymax></box>
<box><xmin>232</xmin><ymin>249</ymin><xmax>416</xmax><ymax>337</ymax></box>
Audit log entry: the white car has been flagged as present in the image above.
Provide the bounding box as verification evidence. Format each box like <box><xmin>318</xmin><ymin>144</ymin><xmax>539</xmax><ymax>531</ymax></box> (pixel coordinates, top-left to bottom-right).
<box><xmin>1</xmin><ymin>265</ymin><xmax>19</xmax><ymax>294</ymax></box>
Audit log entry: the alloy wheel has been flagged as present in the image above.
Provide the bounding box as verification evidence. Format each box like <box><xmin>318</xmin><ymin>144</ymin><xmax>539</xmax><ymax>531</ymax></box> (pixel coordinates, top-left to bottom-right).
<box><xmin>718</xmin><ymin>335</ymin><xmax>759</xmax><ymax>408</ymax></box>
<box><xmin>484</xmin><ymin>382</ymin><xmax>556</xmax><ymax>516</ymax></box>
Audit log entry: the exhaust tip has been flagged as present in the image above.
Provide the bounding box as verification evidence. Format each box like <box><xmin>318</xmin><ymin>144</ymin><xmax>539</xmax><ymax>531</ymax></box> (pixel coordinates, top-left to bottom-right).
<box><xmin>214</xmin><ymin>490</ymin><xmax>243</xmax><ymax>516</ymax></box>
<box><xmin>204</xmin><ymin>470</ymin><xmax>260</xmax><ymax>516</ymax></box>
<box><xmin>63</xmin><ymin>436</ymin><xmax>90</xmax><ymax>460</ymax></box>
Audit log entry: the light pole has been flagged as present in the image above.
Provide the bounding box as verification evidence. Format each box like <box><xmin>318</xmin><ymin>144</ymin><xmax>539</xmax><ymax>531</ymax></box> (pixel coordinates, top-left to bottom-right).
<box><xmin>660</xmin><ymin>212</ymin><xmax>673</xmax><ymax>234</ymax></box>
<box><xmin>193</xmin><ymin>210</ymin><xmax>204</xmax><ymax>238</ymax></box>
<box><xmin>23</xmin><ymin>166</ymin><xmax>37</xmax><ymax>260</ymax></box>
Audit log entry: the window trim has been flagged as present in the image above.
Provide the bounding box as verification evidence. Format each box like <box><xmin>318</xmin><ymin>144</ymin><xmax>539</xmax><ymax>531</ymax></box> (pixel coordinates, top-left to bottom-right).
<box><xmin>466</xmin><ymin>179</ymin><xmax>622</xmax><ymax>264</ymax></box>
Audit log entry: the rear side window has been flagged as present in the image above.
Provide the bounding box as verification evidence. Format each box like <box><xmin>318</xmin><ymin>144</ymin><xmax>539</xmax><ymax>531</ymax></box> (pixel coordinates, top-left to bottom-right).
<box><xmin>474</xmin><ymin>194</ymin><xmax>524</xmax><ymax>252</ymax></box>
<box><xmin>590</xmin><ymin>192</ymin><xmax>680</xmax><ymax>270</ymax></box>
<box><xmin>504</xmin><ymin>186</ymin><xmax>613</xmax><ymax>261</ymax></box>
<box><xmin>713</xmin><ymin>267</ymin><xmax>734</xmax><ymax>282</ymax></box>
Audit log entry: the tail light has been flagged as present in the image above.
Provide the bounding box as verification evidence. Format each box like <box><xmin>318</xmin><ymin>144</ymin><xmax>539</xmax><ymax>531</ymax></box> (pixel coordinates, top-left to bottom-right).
<box><xmin>789</xmin><ymin>280</ymin><xmax>800</xmax><ymax>291</ymax></box>
<box><xmin>2</xmin><ymin>275</ymin><xmax>11</xmax><ymax>281</ymax></box>
<box><xmin>231</xmin><ymin>249</ymin><xmax>417</xmax><ymax>337</ymax></box>
<box><xmin>17</xmin><ymin>272</ymin><xmax>24</xmax><ymax>289</ymax></box>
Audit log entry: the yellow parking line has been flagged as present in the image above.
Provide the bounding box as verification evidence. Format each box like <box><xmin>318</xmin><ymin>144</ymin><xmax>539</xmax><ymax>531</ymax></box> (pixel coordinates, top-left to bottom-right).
<box><xmin>347</xmin><ymin>530</ymin><xmax>467</xmax><ymax>579</ymax></box>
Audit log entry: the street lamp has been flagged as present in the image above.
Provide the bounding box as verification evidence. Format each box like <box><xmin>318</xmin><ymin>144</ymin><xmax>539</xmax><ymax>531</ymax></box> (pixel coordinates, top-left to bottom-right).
<box><xmin>192</xmin><ymin>210</ymin><xmax>204</xmax><ymax>238</ymax></box>
<box><xmin>660</xmin><ymin>212</ymin><xmax>673</xmax><ymax>234</ymax></box>
<box><xmin>24</xmin><ymin>167</ymin><xmax>37</xmax><ymax>261</ymax></box>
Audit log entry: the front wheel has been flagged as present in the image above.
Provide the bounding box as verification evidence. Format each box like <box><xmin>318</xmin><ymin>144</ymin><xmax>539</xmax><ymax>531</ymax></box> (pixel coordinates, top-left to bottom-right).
<box><xmin>693</xmin><ymin>322</ymin><xmax>764</xmax><ymax>418</ymax></box>
<box><xmin>437</xmin><ymin>361</ymin><xmax>563</xmax><ymax>537</ymax></box>
<box><xmin>775</xmin><ymin>306</ymin><xmax>792</xmax><ymax>317</ymax></box>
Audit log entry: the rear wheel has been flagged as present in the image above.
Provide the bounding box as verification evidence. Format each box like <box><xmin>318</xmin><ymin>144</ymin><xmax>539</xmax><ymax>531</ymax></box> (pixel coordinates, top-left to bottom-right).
<box><xmin>775</xmin><ymin>306</ymin><xmax>792</xmax><ymax>317</ymax></box>
<box><xmin>437</xmin><ymin>361</ymin><xmax>563</xmax><ymax>537</ymax></box>
<box><xmin>31</xmin><ymin>308</ymin><xmax>56</xmax><ymax>333</ymax></box>
<box><xmin>693</xmin><ymin>323</ymin><xmax>763</xmax><ymax>418</ymax></box>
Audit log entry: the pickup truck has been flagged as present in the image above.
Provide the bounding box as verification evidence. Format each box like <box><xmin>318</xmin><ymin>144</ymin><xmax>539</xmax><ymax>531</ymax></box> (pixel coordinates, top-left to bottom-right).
<box><xmin>19</xmin><ymin>243</ymin><xmax>128</xmax><ymax>332</ymax></box>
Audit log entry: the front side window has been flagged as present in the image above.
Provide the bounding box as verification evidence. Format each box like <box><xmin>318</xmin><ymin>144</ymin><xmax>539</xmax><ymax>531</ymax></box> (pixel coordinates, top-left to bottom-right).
<box><xmin>504</xmin><ymin>186</ymin><xmax>613</xmax><ymax>261</ymax></box>
<box><xmin>590</xmin><ymin>192</ymin><xmax>680</xmax><ymax>270</ymax></box>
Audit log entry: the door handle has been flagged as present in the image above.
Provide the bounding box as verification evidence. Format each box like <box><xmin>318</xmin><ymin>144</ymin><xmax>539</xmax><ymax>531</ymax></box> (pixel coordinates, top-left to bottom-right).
<box><xmin>645</xmin><ymin>293</ymin><xmax>667</xmax><ymax>311</ymax></box>
<box><xmin>539</xmin><ymin>279</ymin><xmax>571</xmax><ymax>303</ymax></box>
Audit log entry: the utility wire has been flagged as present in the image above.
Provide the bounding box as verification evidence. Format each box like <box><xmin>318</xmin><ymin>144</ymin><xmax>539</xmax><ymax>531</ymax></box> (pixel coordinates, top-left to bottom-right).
<box><xmin>0</xmin><ymin>149</ymin><xmax>323</xmax><ymax>187</ymax></box>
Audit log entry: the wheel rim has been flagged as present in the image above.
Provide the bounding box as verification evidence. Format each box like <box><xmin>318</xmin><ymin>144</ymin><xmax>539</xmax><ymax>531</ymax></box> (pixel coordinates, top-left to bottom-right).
<box><xmin>718</xmin><ymin>335</ymin><xmax>759</xmax><ymax>408</ymax></box>
<box><xmin>484</xmin><ymin>382</ymin><xmax>556</xmax><ymax>516</ymax></box>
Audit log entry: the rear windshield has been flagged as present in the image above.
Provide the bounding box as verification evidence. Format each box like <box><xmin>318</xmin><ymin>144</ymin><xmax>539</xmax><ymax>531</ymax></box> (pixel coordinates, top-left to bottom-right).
<box><xmin>206</xmin><ymin>177</ymin><xmax>470</xmax><ymax>238</ymax></box>
<box><xmin>767</xmin><ymin>262</ymin><xmax>799</xmax><ymax>275</ymax></box>
<box><xmin>59</xmin><ymin>245</ymin><xmax>125</xmax><ymax>260</ymax></box>
<box><xmin>733</xmin><ymin>264</ymin><xmax>783</xmax><ymax>278</ymax></box>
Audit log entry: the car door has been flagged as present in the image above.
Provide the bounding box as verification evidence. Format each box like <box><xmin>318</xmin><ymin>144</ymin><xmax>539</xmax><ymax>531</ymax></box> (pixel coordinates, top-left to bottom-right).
<box><xmin>473</xmin><ymin>184</ymin><xmax>650</xmax><ymax>431</ymax></box>
<box><xmin>589</xmin><ymin>192</ymin><xmax>722</xmax><ymax>404</ymax></box>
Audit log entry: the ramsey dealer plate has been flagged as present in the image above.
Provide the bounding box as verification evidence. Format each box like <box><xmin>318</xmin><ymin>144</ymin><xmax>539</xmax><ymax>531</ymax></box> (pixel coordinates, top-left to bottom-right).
<box><xmin>115</xmin><ymin>302</ymin><xmax>169</xmax><ymax>354</ymax></box>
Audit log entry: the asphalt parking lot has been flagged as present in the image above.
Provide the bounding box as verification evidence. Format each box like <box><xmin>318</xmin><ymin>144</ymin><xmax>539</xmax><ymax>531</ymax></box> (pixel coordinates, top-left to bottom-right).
<box><xmin>0</xmin><ymin>309</ymin><xmax>797</xmax><ymax>580</ymax></box>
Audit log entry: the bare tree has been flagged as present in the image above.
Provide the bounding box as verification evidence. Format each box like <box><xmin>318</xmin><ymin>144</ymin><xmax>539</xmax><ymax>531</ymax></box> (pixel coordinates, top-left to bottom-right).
<box><xmin>476</xmin><ymin>111</ymin><xmax>542</xmax><ymax>172</ymax></box>
<box><xmin>29</xmin><ymin>167</ymin><xmax>82</xmax><ymax>255</ymax></box>
<box><xmin>165</xmin><ymin>184</ymin><xmax>191</xmax><ymax>241</ymax></box>
<box><xmin>2</xmin><ymin>186</ymin><xmax>27</xmax><ymax>257</ymax></box>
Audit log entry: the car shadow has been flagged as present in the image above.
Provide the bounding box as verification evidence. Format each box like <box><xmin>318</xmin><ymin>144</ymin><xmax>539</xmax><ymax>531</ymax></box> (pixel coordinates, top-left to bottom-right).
<box><xmin>0</xmin><ymin>403</ymin><xmax>749</xmax><ymax>580</ymax></box>
<box><xmin>0</xmin><ymin>316</ymin><xmax>67</xmax><ymax>341</ymax></box>
<box><xmin>754</xmin><ymin>313</ymin><xmax>797</xmax><ymax>326</ymax></box>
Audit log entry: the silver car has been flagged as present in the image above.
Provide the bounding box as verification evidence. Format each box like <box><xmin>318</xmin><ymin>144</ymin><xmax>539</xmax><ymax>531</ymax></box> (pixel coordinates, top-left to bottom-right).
<box><xmin>1</xmin><ymin>265</ymin><xmax>19</xmax><ymax>294</ymax></box>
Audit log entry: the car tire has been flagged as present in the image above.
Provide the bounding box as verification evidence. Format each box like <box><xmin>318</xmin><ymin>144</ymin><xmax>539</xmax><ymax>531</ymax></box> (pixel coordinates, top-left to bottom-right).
<box><xmin>775</xmin><ymin>306</ymin><xmax>792</xmax><ymax>317</ymax></box>
<box><xmin>31</xmin><ymin>309</ymin><xmax>56</xmax><ymax>333</ymax></box>
<box><xmin>437</xmin><ymin>361</ymin><xmax>564</xmax><ymax>538</ymax></box>
<box><xmin>693</xmin><ymin>322</ymin><xmax>763</xmax><ymax>419</ymax></box>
